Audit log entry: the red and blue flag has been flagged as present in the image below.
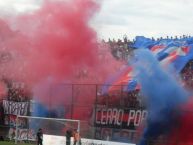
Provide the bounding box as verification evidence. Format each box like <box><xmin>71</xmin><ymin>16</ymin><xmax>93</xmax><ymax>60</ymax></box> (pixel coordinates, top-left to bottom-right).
<box><xmin>106</xmin><ymin>37</ymin><xmax>193</xmax><ymax>93</ymax></box>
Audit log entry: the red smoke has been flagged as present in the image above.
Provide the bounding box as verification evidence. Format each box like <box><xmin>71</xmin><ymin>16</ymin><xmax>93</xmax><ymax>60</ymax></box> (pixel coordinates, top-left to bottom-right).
<box><xmin>167</xmin><ymin>98</ymin><xmax>193</xmax><ymax>145</ymax></box>
<box><xmin>12</xmin><ymin>0</ymin><xmax>100</xmax><ymax>84</ymax></box>
<box><xmin>0</xmin><ymin>82</ymin><xmax>7</xmax><ymax>99</ymax></box>
<box><xmin>0</xmin><ymin>0</ymin><xmax>122</xmax><ymax>109</ymax></box>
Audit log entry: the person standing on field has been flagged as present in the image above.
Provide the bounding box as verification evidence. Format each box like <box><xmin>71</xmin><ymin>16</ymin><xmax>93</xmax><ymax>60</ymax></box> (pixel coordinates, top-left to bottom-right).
<box><xmin>37</xmin><ymin>128</ymin><xmax>43</xmax><ymax>145</ymax></box>
<box><xmin>73</xmin><ymin>130</ymin><xmax>81</xmax><ymax>145</ymax></box>
<box><xmin>66</xmin><ymin>129</ymin><xmax>72</xmax><ymax>145</ymax></box>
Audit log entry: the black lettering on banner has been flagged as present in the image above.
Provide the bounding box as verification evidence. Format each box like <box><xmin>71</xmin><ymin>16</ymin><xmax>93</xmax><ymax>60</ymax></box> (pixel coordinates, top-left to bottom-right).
<box><xmin>12</xmin><ymin>102</ymin><xmax>17</xmax><ymax>115</ymax></box>
<box><xmin>3</xmin><ymin>100</ymin><xmax>29</xmax><ymax>116</ymax></box>
<box><xmin>20</xmin><ymin>103</ymin><xmax>27</xmax><ymax>115</ymax></box>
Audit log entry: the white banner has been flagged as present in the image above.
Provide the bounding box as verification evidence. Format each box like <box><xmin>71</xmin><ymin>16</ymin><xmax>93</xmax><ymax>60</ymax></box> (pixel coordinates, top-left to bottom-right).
<box><xmin>43</xmin><ymin>134</ymin><xmax>135</xmax><ymax>145</ymax></box>
<box><xmin>3</xmin><ymin>100</ymin><xmax>29</xmax><ymax>116</ymax></box>
<box><xmin>8</xmin><ymin>128</ymin><xmax>36</xmax><ymax>141</ymax></box>
<box><xmin>17</xmin><ymin>129</ymin><xmax>36</xmax><ymax>141</ymax></box>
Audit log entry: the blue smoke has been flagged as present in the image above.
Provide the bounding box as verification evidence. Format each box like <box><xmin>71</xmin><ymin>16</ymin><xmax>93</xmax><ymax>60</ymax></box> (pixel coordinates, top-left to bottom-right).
<box><xmin>32</xmin><ymin>102</ymin><xmax>49</xmax><ymax>117</ymax></box>
<box><xmin>30</xmin><ymin>102</ymin><xmax>65</xmax><ymax>132</ymax></box>
<box><xmin>132</xmin><ymin>49</ymin><xmax>189</xmax><ymax>145</ymax></box>
<box><xmin>29</xmin><ymin>102</ymin><xmax>49</xmax><ymax>130</ymax></box>
<box><xmin>32</xmin><ymin>102</ymin><xmax>65</xmax><ymax>118</ymax></box>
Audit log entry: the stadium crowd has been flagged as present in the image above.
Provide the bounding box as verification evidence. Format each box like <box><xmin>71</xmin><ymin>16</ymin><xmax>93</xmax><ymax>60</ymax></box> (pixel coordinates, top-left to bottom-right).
<box><xmin>104</xmin><ymin>35</ymin><xmax>193</xmax><ymax>88</ymax></box>
<box><xmin>181</xmin><ymin>60</ymin><xmax>193</xmax><ymax>88</ymax></box>
<box><xmin>102</xmin><ymin>35</ymin><xmax>193</xmax><ymax>61</ymax></box>
<box><xmin>102</xmin><ymin>36</ymin><xmax>134</xmax><ymax>61</ymax></box>
<box><xmin>0</xmin><ymin>34</ymin><xmax>191</xmax><ymax>108</ymax></box>
<box><xmin>99</xmin><ymin>35</ymin><xmax>193</xmax><ymax>110</ymax></box>
<box><xmin>1</xmin><ymin>79</ymin><xmax>29</xmax><ymax>102</ymax></box>
<box><xmin>0</xmin><ymin>35</ymin><xmax>192</xmax><ymax>142</ymax></box>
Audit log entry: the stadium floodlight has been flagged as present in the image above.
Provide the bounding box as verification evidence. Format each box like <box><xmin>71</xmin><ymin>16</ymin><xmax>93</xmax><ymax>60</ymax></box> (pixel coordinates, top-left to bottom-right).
<box><xmin>15</xmin><ymin>115</ymin><xmax>80</xmax><ymax>144</ymax></box>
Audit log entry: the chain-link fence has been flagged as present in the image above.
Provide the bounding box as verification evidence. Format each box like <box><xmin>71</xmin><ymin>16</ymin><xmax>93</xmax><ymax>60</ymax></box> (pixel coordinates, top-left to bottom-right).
<box><xmin>46</xmin><ymin>84</ymin><xmax>144</xmax><ymax>144</ymax></box>
<box><xmin>1</xmin><ymin>84</ymin><xmax>192</xmax><ymax>145</ymax></box>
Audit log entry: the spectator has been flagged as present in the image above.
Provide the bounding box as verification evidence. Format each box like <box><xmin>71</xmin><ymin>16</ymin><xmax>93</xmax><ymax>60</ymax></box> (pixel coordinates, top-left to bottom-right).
<box><xmin>37</xmin><ymin>128</ymin><xmax>43</xmax><ymax>145</ymax></box>
<box><xmin>73</xmin><ymin>130</ymin><xmax>81</xmax><ymax>145</ymax></box>
<box><xmin>66</xmin><ymin>129</ymin><xmax>72</xmax><ymax>145</ymax></box>
<box><xmin>0</xmin><ymin>136</ymin><xmax>4</xmax><ymax>141</ymax></box>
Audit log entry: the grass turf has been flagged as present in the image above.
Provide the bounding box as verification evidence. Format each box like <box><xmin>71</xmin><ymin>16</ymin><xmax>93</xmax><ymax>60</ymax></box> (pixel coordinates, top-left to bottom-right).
<box><xmin>0</xmin><ymin>141</ymin><xmax>34</xmax><ymax>145</ymax></box>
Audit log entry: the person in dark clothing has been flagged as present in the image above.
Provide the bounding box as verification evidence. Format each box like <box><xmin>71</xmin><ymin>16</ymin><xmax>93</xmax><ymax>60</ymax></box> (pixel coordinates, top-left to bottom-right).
<box><xmin>0</xmin><ymin>136</ymin><xmax>4</xmax><ymax>141</ymax></box>
<box><xmin>66</xmin><ymin>129</ymin><xmax>72</xmax><ymax>145</ymax></box>
<box><xmin>37</xmin><ymin>128</ymin><xmax>43</xmax><ymax>145</ymax></box>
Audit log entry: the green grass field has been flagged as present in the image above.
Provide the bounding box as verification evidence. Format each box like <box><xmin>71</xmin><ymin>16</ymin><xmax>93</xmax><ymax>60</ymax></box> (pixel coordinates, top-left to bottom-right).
<box><xmin>0</xmin><ymin>141</ymin><xmax>34</xmax><ymax>145</ymax></box>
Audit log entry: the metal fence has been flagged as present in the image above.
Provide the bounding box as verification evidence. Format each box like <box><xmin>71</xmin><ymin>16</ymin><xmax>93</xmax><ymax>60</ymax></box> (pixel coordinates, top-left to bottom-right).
<box><xmin>1</xmin><ymin>84</ymin><xmax>192</xmax><ymax>145</ymax></box>
<box><xmin>46</xmin><ymin>84</ymin><xmax>144</xmax><ymax>143</ymax></box>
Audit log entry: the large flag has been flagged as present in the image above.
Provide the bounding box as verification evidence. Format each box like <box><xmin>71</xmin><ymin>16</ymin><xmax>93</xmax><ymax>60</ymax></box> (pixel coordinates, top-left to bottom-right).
<box><xmin>154</xmin><ymin>40</ymin><xmax>193</xmax><ymax>72</ymax></box>
<box><xmin>133</xmin><ymin>36</ymin><xmax>155</xmax><ymax>49</ymax></box>
<box><xmin>107</xmin><ymin>67</ymin><xmax>140</xmax><ymax>93</ymax></box>
<box><xmin>106</xmin><ymin>37</ymin><xmax>193</xmax><ymax>93</ymax></box>
<box><xmin>102</xmin><ymin>66</ymin><xmax>140</xmax><ymax>94</ymax></box>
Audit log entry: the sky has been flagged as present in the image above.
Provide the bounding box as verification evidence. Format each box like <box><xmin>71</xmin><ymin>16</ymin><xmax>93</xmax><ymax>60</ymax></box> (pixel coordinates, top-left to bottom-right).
<box><xmin>0</xmin><ymin>0</ymin><xmax>193</xmax><ymax>40</ymax></box>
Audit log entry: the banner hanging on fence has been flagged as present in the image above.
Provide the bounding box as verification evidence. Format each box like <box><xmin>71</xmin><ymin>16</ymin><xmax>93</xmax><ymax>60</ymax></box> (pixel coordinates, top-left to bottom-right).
<box><xmin>94</xmin><ymin>106</ymin><xmax>147</xmax><ymax>130</ymax></box>
<box><xmin>3</xmin><ymin>100</ymin><xmax>29</xmax><ymax>116</ymax></box>
<box><xmin>8</xmin><ymin>128</ymin><xmax>36</xmax><ymax>141</ymax></box>
<box><xmin>4</xmin><ymin>115</ymin><xmax>27</xmax><ymax>127</ymax></box>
